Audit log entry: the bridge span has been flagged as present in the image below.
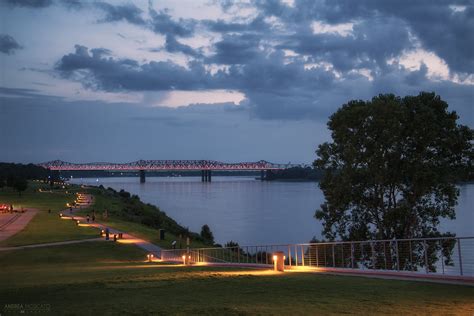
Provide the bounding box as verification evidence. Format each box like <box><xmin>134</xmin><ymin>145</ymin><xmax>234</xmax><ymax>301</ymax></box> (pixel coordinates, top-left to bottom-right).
<box><xmin>39</xmin><ymin>160</ymin><xmax>299</xmax><ymax>183</ymax></box>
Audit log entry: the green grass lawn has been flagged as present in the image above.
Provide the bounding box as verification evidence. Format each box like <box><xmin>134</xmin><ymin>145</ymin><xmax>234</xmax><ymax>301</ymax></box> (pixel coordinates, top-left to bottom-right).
<box><xmin>77</xmin><ymin>190</ymin><xmax>209</xmax><ymax>249</ymax></box>
<box><xmin>0</xmin><ymin>242</ymin><xmax>473</xmax><ymax>315</ymax></box>
<box><xmin>0</xmin><ymin>182</ymin><xmax>99</xmax><ymax>247</ymax></box>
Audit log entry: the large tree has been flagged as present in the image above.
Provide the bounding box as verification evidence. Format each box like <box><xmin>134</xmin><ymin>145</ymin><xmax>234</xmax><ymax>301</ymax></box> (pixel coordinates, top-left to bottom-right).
<box><xmin>314</xmin><ymin>92</ymin><xmax>472</xmax><ymax>241</ymax></box>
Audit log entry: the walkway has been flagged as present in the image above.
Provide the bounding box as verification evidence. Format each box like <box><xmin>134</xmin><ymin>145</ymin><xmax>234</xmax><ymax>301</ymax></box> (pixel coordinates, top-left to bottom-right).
<box><xmin>0</xmin><ymin>237</ymin><xmax>104</xmax><ymax>251</ymax></box>
<box><xmin>0</xmin><ymin>193</ymin><xmax>162</xmax><ymax>257</ymax></box>
<box><xmin>0</xmin><ymin>209</ymin><xmax>38</xmax><ymax>242</ymax></box>
<box><xmin>67</xmin><ymin>193</ymin><xmax>162</xmax><ymax>257</ymax></box>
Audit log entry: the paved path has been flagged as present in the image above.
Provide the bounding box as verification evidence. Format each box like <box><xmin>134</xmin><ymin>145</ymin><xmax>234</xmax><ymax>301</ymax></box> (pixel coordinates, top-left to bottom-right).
<box><xmin>0</xmin><ymin>237</ymin><xmax>104</xmax><ymax>251</ymax></box>
<box><xmin>0</xmin><ymin>209</ymin><xmax>38</xmax><ymax>242</ymax></box>
<box><xmin>66</xmin><ymin>193</ymin><xmax>162</xmax><ymax>257</ymax></box>
<box><xmin>1</xmin><ymin>193</ymin><xmax>162</xmax><ymax>257</ymax></box>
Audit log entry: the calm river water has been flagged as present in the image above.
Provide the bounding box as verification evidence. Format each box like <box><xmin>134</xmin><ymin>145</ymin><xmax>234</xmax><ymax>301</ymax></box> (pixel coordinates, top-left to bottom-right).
<box><xmin>71</xmin><ymin>177</ymin><xmax>473</xmax><ymax>245</ymax></box>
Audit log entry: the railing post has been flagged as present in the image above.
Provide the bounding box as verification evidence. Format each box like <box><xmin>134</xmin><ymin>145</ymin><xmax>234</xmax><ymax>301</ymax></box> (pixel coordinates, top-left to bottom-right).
<box><xmin>324</xmin><ymin>245</ymin><xmax>327</xmax><ymax>267</ymax></box>
<box><xmin>288</xmin><ymin>245</ymin><xmax>292</xmax><ymax>267</ymax></box>
<box><xmin>408</xmin><ymin>241</ymin><xmax>413</xmax><ymax>271</ymax></box>
<box><xmin>332</xmin><ymin>244</ymin><xmax>335</xmax><ymax>267</ymax></box>
<box><xmin>440</xmin><ymin>240</ymin><xmax>445</xmax><ymax>275</ymax></box>
<box><xmin>316</xmin><ymin>244</ymin><xmax>319</xmax><ymax>267</ymax></box>
<box><xmin>423</xmin><ymin>240</ymin><xmax>429</xmax><ymax>274</ymax></box>
<box><xmin>341</xmin><ymin>244</ymin><xmax>345</xmax><ymax>268</ymax></box>
<box><xmin>295</xmin><ymin>245</ymin><xmax>298</xmax><ymax>266</ymax></box>
<box><xmin>265</xmin><ymin>246</ymin><xmax>268</xmax><ymax>265</ymax></box>
<box><xmin>395</xmin><ymin>240</ymin><xmax>400</xmax><ymax>271</ymax></box>
<box><xmin>301</xmin><ymin>245</ymin><xmax>305</xmax><ymax>266</ymax></box>
<box><xmin>351</xmin><ymin>243</ymin><xmax>354</xmax><ymax>269</ymax></box>
<box><xmin>458</xmin><ymin>238</ymin><xmax>463</xmax><ymax>276</ymax></box>
<box><xmin>238</xmin><ymin>247</ymin><xmax>240</xmax><ymax>263</ymax></box>
<box><xmin>371</xmin><ymin>242</ymin><xmax>375</xmax><ymax>269</ymax></box>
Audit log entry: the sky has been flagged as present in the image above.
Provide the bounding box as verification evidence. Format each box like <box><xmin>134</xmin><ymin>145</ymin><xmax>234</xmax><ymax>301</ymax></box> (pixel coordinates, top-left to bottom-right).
<box><xmin>0</xmin><ymin>0</ymin><xmax>472</xmax><ymax>164</ymax></box>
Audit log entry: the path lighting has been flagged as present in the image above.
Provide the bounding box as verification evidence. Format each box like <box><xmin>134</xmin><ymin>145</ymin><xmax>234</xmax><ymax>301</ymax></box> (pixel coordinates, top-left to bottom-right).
<box><xmin>100</xmin><ymin>229</ymin><xmax>105</xmax><ymax>237</ymax></box>
<box><xmin>273</xmin><ymin>252</ymin><xmax>285</xmax><ymax>272</ymax></box>
<box><xmin>147</xmin><ymin>254</ymin><xmax>154</xmax><ymax>262</ymax></box>
<box><xmin>76</xmin><ymin>220</ymin><xmax>80</xmax><ymax>226</ymax></box>
<box><xmin>59</xmin><ymin>213</ymin><xmax>63</xmax><ymax>218</ymax></box>
<box><xmin>182</xmin><ymin>255</ymin><xmax>186</xmax><ymax>265</ymax></box>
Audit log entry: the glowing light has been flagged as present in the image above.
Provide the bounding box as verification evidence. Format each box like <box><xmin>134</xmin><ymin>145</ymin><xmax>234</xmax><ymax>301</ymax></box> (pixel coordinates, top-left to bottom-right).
<box><xmin>116</xmin><ymin>238</ymin><xmax>142</xmax><ymax>244</ymax></box>
<box><xmin>273</xmin><ymin>255</ymin><xmax>277</xmax><ymax>261</ymax></box>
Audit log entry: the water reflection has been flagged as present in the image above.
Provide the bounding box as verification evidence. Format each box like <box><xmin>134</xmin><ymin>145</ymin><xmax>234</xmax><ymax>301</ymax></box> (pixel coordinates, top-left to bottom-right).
<box><xmin>71</xmin><ymin>177</ymin><xmax>473</xmax><ymax>245</ymax></box>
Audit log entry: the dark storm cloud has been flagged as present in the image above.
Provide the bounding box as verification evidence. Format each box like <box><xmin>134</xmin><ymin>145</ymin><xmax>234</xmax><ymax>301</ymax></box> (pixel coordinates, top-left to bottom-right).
<box><xmin>6</xmin><ymin>0</ymin><xmax>471</xmax><ymax>124</ymax></box>
<box><xmin>0</xmin><ymin>34</ymin><xmax>22</xmax><ymax>55</ymax></box>
<box><xmin>4</xmin><ymin>0</ymin><xmax>53</xmax><ymax>8</ymax></box>
<box><xmin>54</xmin><ymin>42</ymin><xmax>473</xmax><ymax>123</ymax></box>
<box><xmin>148</xmin><ymin>7</ymin><xmax>196</xmax><ymax>37</ymax></box>
<box><xmin>55</xmin><ymin>45</ymin><xmax>213</xmax><ymax>91</ymax></box>
<box><xmin>94</xmin><ymin>2</ymin><xmax>146</xmax><ymax>25</ymax></box>
<box><xmin>258</xmin><ymin>0</ymin><xmax>474</xmax><ymax>75</ymax></box>
<box><xmin>163</xmin><ymin>34</ymin><xmax>202</xmax><ymax>57</ymax></box>
<box><xmin>206</xmin><ymin>34</ymin><xmax>261</xmax><ymax>64</ymax></box>
<box><xmin>203</xmin><ymin>15</ymin><xmax>269</xmax><ymax>33</ymax></box>
<box><xmin>278</xmin><ymin>17</ymin><xmax>413</xmax><ymax>72</ymax></box>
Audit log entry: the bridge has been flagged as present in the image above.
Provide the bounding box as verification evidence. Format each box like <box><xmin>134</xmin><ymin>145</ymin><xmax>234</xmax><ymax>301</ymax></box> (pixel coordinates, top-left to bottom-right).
<box><xmin>39</xmin><ymin>160</ymin><xmax>301</xmax><ymax>183</ymax></box>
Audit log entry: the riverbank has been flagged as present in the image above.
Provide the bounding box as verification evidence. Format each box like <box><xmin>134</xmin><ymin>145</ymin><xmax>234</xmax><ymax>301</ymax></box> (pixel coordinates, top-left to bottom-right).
<box><xmin>75</xmin><ymin>185</ymin><xmax>210</xmax><ymax>249</ymax></box>
<box><xmin>1</xmin><ymin>181</ymin><xmax>473</xmax><ymax>314</ymax></box>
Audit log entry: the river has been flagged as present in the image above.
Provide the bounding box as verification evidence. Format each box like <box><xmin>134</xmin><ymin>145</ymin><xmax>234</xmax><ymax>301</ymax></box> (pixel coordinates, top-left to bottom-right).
<box><xmin>70</xmin><ymin>177</ymin><xmax>473</xmax><ymax>245</ymax></box>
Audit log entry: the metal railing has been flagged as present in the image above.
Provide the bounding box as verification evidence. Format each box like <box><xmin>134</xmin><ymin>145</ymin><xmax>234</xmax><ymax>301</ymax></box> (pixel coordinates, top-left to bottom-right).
<box><xmin>161</xmin><ymin>237</ymin><xmax>474</xmax><ymax>277</ymax></box>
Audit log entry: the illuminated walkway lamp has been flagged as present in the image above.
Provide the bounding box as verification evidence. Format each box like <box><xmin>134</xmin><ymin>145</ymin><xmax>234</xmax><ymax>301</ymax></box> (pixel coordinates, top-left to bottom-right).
<box><xmin>273</xmin><ymin>251</ymin><xmax>285</xmax><ymax>272</ymax></box>
<box><xmin>182</xmin><ymin>254</ymin><xmax>191</xmax><ymax>265</ymax></box>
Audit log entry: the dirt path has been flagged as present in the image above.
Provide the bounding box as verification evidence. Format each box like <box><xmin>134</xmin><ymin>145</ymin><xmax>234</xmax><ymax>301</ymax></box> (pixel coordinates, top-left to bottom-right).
<box><xmin>0</xmin><ymin>209</ymin><xmax>38</xmax><ymax>242</ymax></box>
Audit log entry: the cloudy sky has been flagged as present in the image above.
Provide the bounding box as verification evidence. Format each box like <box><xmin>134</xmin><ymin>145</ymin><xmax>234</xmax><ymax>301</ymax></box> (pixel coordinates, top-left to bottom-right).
<box><xmin>0</xmin><ymin>0</ymin><xmax>472</xmax><ymax>164</ymax></box>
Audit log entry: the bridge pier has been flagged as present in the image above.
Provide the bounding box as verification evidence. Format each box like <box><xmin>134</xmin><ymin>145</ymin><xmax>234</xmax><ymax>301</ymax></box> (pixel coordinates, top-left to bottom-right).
<box><xmin>201</xmin><ymin>170</ymin><xmax>212</xmax><ymax>182</ymax></box>
<box><xmin>139</xmin><ymin>170</ymin><xmax>146</xmax><ymax>183</ymax></box>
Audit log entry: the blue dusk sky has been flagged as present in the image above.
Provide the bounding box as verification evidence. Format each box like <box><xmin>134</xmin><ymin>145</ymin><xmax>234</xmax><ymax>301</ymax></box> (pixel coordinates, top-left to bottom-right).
<box><xmin>0</xmin><ymin>0</ymin><xmax>472</xmax><ymax>164</ymax></box>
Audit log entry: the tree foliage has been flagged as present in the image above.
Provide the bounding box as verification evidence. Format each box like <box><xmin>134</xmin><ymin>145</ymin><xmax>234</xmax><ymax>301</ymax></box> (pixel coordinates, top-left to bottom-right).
<box><xmin>314</xmin><ymin>92</ymin><xmax>473</xmax><ymax>241</ymax></box>
<box><xmin>13</xmin><ymin>177</ymin><xmax>28</xmax><ymax>196</ymax></box>
<box><xmin>200</xmin><ymin>224</ymin><xmax>215</xmax><ymax>245</ymax></box>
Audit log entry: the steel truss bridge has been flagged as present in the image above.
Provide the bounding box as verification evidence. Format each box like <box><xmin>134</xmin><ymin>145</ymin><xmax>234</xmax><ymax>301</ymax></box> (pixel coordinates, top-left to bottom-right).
<box><xmin>39</xmin><ymin>160</ymin><xmax>302</xmax><ymax>183</ymax></box>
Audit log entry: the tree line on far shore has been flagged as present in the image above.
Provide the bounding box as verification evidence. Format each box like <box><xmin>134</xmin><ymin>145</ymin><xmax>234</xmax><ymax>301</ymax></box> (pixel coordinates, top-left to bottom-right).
<box><xmin>0</xmin><ymin>163</ymin><xmax>49</xmax><ymax>196</ymax></box>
